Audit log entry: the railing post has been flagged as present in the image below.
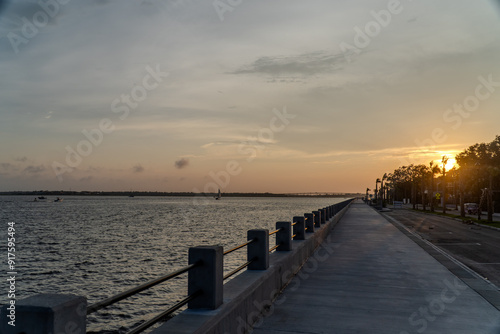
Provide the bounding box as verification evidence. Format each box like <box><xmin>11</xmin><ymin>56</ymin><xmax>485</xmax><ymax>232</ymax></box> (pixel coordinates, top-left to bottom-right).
<box><xmin>313</xmin><ymin>211</ymin><xmax>321</xmax><ymax>227</ymax></box>
<box><xmin>0</xmin><ymin>294</ymin><xmax>87</xmax><ymax>334</ymax></box>
<box><xmin>321</xmin><ymin>208</ymin><xmax>327</xmax><ymax>224</ymax></box>
<box><xmin>328</xmin><ymin>206</ymin><xmax>332</xmax><ymax>219</ymax></box>
<box><xmin>276</xmin><ymin>221</ymin><xmax>292</xmax><ymax>251</ymax></box>
<box><xmin>304</xmin><ymin>213</ymin><xmax>314</xmax><ymax>233</ymax></box>
<box><xmin>188</xmin><ymin>246</ymin><xmax>223</xmax><ymax>309</ymax></box>
<box><xmin>247</xmin><ymin>229</ymin><xmax>269</xmax><ymax>270</ymax></box>
<box><xmin>293</xmin><ymin>216</ymin><xmax>305</xmax><ymax>240</ymax></box>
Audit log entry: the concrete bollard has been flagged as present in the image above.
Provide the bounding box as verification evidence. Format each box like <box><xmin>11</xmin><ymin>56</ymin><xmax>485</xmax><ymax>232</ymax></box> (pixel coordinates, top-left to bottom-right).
<box><xmin>276</xmin><ymin>221</ymin><xmax>292</xmax><ymax>251</ymax></box>
<box><xmin>313</xmin><ymin>211</ymin><xmax>321</xmax><ymax>227</ymax></box>
<box><xmin>188</xmin><ymin>246</ymin><xmax>223</xmax><ymax>309</ymax></box>
<box><xmin>0</xmin><ymin>294</ymin><xmax>87</xmax><ymax>334</ymax></box>
<box><xmin>304</xmin><ymin>213</ymin><xmax>314</xmax><ymax>233</ymax></box>
<box><xmin>292</xmin><ymin>216</ymin><xmax>305</xmax><ymax>240</ymax></box>
<box><xmin>321</xmin><ymin>208</ymin><xmax>327</xmax><ymax>224</ymax></box>
<box><xmin>247</xmin><ymin>229</ymin><xmax>269</xmax><ymax>270</ymax></box>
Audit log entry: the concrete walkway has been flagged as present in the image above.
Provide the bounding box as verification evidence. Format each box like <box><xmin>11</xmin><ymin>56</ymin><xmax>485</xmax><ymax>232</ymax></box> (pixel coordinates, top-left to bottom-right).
<box><xmin>252</xmin><ymin>201</ymin><xmax>500</xmax><ymax>334</ymax></box>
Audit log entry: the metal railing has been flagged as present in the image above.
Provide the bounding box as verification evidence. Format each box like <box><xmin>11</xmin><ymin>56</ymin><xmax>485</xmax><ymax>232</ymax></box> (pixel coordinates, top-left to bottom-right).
<box><xmin>223</xmin><ymin>238</ymin><xmax>258</xmax><ymax>280</ymax></box>
<box><xmin>126</xmin><ymin>291</ymin><xmax>202</xmax><ymax>334</ymax></box>
<box><xmin>223</xmin><ymin>260</ymin><xmax>254</xmax><ymax>280</ymax></box>
<box><xmin>6</xmin><ymin>198</ymin><xmax>354</xmax><ymax>334</ymax></box>
<box><xmin>269</xmin><ymin>244</ymin><xmax>280</xmax><ymax>252</ymax></box>
<box><xmin>268</xmin><ymin>228</ymin><xmax>282</xmax><ymax>236</ymax></box>
<box><xmin>86</xmin><ymin>262</ymin><xmax>202</xmax><ymax>334</ymax></box>
<box><xmin>87</xmin><ymin>262</ymin><xmax>200</xmax><ymax>315</ymax></box>
<box><xmin>224</xmin><ymin>238</ymin><xmax>256</xmax><ymax>256</ymax></box>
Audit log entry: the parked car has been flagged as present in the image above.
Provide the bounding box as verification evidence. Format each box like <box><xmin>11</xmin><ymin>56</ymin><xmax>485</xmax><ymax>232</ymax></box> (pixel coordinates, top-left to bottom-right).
<box><xmin>464</xmin><ymin>203</ymin><xmax>478</xmax><ymax>214</ymax></box>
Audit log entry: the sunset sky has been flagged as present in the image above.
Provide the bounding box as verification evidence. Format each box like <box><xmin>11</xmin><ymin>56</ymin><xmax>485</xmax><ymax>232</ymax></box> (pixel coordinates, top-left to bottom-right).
<box><xmin>1</xmin><ymin>0</ymin><xmax>499</xmax><ymax>193</ymax></box>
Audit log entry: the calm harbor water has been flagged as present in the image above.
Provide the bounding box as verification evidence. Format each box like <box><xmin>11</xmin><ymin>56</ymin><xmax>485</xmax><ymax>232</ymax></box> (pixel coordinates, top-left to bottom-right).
<box><xmin>0</xmin><ymin>195</ymin><xmax>348</xmax><ymax>333</ymax></box>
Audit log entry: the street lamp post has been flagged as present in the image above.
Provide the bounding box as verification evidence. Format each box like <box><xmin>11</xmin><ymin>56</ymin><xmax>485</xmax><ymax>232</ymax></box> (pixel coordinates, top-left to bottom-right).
<box><xmin>381</xmin><ymin>173</ymin><xmax>387</xmax><ymax>207</ymax></box>
<box><xmin>375</xmin><ymin>178</ymin><xmax>381</xmax><ymax>208</ymax></box>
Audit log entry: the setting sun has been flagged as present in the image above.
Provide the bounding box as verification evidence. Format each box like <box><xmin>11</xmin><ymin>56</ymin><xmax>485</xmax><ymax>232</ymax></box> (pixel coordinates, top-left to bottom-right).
<box><xmin>434</xmin><ymin>155</ymin><xmax>457</xmax><ymax>171</ymax></box>
<box><xmin>445</xmin><ymin>158</ymin><xmax>457</xmax><ymax>171</ymax></box>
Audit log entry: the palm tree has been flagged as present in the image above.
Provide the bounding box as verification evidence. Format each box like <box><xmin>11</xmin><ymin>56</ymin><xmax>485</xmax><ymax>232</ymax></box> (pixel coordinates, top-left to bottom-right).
<box><xmin>442</xmin><ymin>156</ymin><xmax>449</xmax><ymax>214</ymax></box>
<box><xmin>414</xmin><ymin>164</ymin><xmax>429</xmax><ymax>211</ymax></box>
<box><xmin>429</xmin><ymin>161</ymin><xmax>440</xmax><ymax>212</ymax></box>
<box><xmin>381</xmin><ymin>173</ymin><xmax>387</xmax><ymax>206</ymax></box>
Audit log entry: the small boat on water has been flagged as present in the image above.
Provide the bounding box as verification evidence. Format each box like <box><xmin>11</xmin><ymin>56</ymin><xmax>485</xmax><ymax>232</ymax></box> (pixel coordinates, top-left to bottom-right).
<box><xmin>215</xmin><ymin>189</ymin><xmax>222</xmax><ymax>200</ymax></box>
<box><xmin>54</xmin><ymin>197</ymin><xmax>63</xmax><ymax>202</ymax></box>
<box><xmin>38</xmin><ymin>196</ymin><xmax>47</xmax><ymax>200</ymax></box>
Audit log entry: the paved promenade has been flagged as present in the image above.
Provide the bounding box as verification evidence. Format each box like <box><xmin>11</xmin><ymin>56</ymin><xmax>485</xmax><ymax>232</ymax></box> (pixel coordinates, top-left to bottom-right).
<box><xmin>253</xmin><ymin>201</ymin><xmax>500</xmax><ymax>334</ymax></box>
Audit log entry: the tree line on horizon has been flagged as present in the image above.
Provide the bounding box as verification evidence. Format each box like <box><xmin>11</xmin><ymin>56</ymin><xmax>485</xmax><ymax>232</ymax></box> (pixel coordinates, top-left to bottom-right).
<box><xmin>371</xmin><ymin>135</ymin><xmax>500</xmax><ymax>222</ymax></box>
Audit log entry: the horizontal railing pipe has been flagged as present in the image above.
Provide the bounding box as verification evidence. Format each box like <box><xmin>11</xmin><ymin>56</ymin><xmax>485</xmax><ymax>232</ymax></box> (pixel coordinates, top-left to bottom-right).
<box><xmin>269</xmin><ymin>228</ymin><xmax>283</xmax><ymax>236</ymax></box>
<box><xmin>126</xmin><ymin>291</ymin><xmax>202</xmax><ymax>334</ymax></box>
<box><xmin>223</xmin><ymin>260</ymin><xmax>254</xmax><ymax>280</ymax></box>
<box><xmin>269</xmin><ymin>244</ymin><xmax>280</xmax><ymax>252</ymax></box>
<box><xmin>87</xmin><ymin>262</ymin><xmax>200</xmax><ymax>314</ymax></box>
<box><xmin>224</xmin><ymin>239</ymin><xmax>256</xmax><ymax>256</ymax></box>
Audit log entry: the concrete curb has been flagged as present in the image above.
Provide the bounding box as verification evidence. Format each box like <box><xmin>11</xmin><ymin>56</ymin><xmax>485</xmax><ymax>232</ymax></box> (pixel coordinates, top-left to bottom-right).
<box><xmin>472</xmin><ymin>222</ymin><xmax>500</xmax><ymax>232</ymax></box>
<box><xmin>151</xmin><ymin>203</ymin><xmax>352</xmax><ymax>334</ymax></box>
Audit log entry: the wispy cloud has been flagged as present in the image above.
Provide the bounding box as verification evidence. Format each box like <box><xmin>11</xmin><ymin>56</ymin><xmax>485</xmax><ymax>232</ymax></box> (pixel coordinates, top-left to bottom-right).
<box><xmin>232</xmin><ymin>50</ymin><xmax>345</xmax><ymax>78</ymax></box>
<box><xmin>174</xmin><ymin>158</ymin><xmax>189</xmax><ymax>169</ymax></box>
<box><xmin>23</xmin><ymin>165</ymin><xmax>46</xmax><ymax>174</ymax></box>
<box><xmin>132</xmin><ymin>164</ymin><xmax>145</xmax><ymax>173</ymax></box>
<box><xmin>1</xmin><ymin>163</ymin><xmax>17</xmax><ymax>172</ymax></box>
<box><xmin>79</xmin><ymin>176</ymin><xmax>93</xmax><ymax>183</ymax></box>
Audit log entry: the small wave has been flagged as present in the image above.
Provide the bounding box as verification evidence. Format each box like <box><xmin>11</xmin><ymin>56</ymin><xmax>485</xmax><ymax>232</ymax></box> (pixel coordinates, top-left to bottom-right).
<box><xmin>29</xmin><ymin>270</ymin><xmax>62</xmax><ymax>276</ymax></box>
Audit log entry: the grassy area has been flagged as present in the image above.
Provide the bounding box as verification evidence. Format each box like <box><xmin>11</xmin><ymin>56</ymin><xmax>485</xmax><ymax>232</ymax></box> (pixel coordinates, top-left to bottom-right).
<box><xmin>411</xmin><ymin>208</ymin><xmax>500</xmax><ymax>228</ymax></box>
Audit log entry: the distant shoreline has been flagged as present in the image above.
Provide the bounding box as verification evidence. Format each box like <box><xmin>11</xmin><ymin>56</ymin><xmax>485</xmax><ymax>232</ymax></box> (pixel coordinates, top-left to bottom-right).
<box><xmin>0</xmin><ymin>191</ymin><xmax>362</xmax><ymax>198</ymax></box>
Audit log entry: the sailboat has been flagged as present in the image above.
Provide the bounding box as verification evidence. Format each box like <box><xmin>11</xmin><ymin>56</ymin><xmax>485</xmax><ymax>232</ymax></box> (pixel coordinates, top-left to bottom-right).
<box><xmin>215</xmin><ymin>189</ymin><xmax>222</xmax><ymax>200</ymax></box>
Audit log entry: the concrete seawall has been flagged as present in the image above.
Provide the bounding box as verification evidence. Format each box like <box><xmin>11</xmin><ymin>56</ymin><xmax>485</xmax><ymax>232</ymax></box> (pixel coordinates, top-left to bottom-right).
<box><xmin>152</xmin><ymin>202</ymin><xmax>352</xmax><ymax>334</ymax></box>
